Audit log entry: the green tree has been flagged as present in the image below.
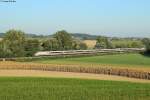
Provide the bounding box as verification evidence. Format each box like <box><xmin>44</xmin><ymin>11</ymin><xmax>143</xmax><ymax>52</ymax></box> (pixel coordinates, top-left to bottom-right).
<box><xmin>54</xmin><ymin>30</ymin><xmax>73</xmax><ymax>50</ymax></box>
<box><xmin>95</xmin><ymin>36</ymin><xmax>113</xmax><ymax>49</ymax></box>
<box><xmin>25</xmin><ymin>39</ymin><xmax>40</xmax><ymax>56</ymax></box>
<box><xmin>42</xmin><ymin>38</ymin><xmax>59</xmax><ymax>51</ymax></box>
<box><xmin>131</xmin><ymin>41</ymin><xmax>143</xmax><ymax>48</ymax></box>
<box><xmin>142</xmin><ymin>38</ymin><xmax>150</xmax><ymax>53</ymax></box>
<box><xmin>0</xmin><ymin>40</ymin><xmax>14</xmax><ymax>58</ymax></box>
<box><xmin>3</xmin><ymin>29</ymin><xmax>26</xmax><ymax>57</ymax></box>
<box><xmin>0</xmin><ymin>41</ymin><xmax>5</xmax><ymax>58</ymax></box>
<box><xmin>78</xmin><ymin>43</ymin><xmax>88</xmax><ymax>50</ymax></box>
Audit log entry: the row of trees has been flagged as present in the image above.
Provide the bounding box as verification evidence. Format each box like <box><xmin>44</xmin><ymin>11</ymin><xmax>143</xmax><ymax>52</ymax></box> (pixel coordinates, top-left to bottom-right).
<box><xmin>0</xmin><ymin>30</ymin><xmax>40</xmax><ymax>57</ymax></box>
<box><xmin>0</xmin><ymin>29</ymin><xmax>149</xmax><ymax>58</ymax></box>
<box><xmin>42</xmin><ymin>30</ymin><xmax>87</xmax><ymax>51</ymax></box>
<box><xmin>0</xmin><ymin>30</ymin><xmax>87</xmax><ymax>58</ymax></box>
<box><xmin>95</xmin><ymin>36</ymin><xmax>144</xmax><ymax>49</ymax></box>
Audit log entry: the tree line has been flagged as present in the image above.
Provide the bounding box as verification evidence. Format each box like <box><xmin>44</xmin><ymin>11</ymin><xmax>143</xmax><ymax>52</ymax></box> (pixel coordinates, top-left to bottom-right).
<box><xmin>0</xmin><ymin>30</ymin><xmax>87</xmax><ymax>58</ymax></box>
<box><xmin>0</xmin><ymin>29</ymin><xmax>150</xmax><ymax>58</ymax></box>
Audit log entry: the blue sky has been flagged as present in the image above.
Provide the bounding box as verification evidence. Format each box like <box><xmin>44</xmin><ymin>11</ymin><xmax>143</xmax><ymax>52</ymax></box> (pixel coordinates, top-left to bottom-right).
<box><xmin>0</xmin><ymin>0</ymin><xmax>150</xmax><ymax>37</ymax></box>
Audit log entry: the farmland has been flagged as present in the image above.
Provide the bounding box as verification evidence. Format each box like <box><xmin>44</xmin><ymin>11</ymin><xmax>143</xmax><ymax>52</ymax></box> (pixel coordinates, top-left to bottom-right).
<box><xmin>1</xmin><ymin>53</ymin><xmax>150</xmax><ymax>80</ymax></box>
<box><xmin>83</xmin><ymin>39</ymin><xmax>144</xmax><ymax>49</ymax></box>
<box><xmin>0</xmin><ymin>30</ymin><xmax>150</xmax><ymax>100</ymax></box>
<box><xmin>1</xmin><ymin>0</ymin><xmax>150</xmax><ymax>99</ymax></box>
<box><xmin>83</xmin><ymin>40</ymin><xmax>96</xmax><ymax>49</ymax></box>
<box><xmin>0</xmin><ymin>47</ymin><xmax>150</xmax><ymax>100</ymax></box>
<box><xmin>0</xmin><ymin>77</ymin><xmax>149</xmax><ymax>100</ymax></box>
<box><xmin>34</xmin><ymin>53</ymin><xmax>150</xmax><ymax>68</ymax></box>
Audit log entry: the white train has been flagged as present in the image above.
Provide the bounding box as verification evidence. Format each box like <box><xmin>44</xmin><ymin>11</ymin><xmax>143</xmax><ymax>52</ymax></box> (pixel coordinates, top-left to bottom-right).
<box><xmin>35</xmin><ymin>48</ymin><xmax>145</xmax><ymax>56</ymax></box>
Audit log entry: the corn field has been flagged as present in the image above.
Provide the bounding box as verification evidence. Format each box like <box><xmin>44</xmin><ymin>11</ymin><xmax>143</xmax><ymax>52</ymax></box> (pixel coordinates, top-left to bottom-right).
<box><xmin>0</xmin><ymin>61</ymin><xmax>150</xmax><ymax>80</ymax></box>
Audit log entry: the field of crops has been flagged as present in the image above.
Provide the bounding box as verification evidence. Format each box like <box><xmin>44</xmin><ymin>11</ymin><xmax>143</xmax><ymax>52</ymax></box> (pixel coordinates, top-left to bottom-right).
<box><xmin>83</xmin><ymin>40</ymin><xmax>96</xmax><ymax>49</ymax></box>
<box><xmin>0</xmin><ymin>77</ymin><xmax>149</xmax><ymax>100</ymax></box>
<box><xmin>0</xmin><ymin>54</ymin><xmax>150</xmax><ymax>100</ymax></box>
<box><xmin>1</xmin><ymin>53</ymin><xmax>150</xmax><ymax>80</ymax></box>
<box><xmin>1</xmin><ymin>61</ymin><xmax>150</xmax><ymax>79</ymax></box>
<box><xmin>34</xmin><ymin>53</ymin><xmax>150</xmax><ymax>68</ymax></box>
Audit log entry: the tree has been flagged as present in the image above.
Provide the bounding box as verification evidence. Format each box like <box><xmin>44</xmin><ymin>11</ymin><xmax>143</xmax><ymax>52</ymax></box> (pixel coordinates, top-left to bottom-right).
<box><xmin>142</xmin><ymin>38</ymin><xmax>150</xmax><ymax>53</ymax></box>
<box><xmin>42</xmin><ymin>31</ymin><xmax>88</xmax><ymax>51</ymax></box>
<box><xmin>95</xmin><ymin>36</ymin><xmax>113</xmax><ymax>49</ymax></box>
<box><xmin>72</xmin><ymin>40</ymin><xmax>79</xmax><ymax>50</ymax></box>
<box><xmin>78</xmin><ymin>43</ymin><xmax>88</xmax><ymax>50</ymax></box>
<box><xmin>25</xmin><ymin>39</ymin><xmax>40</xmax><ymax>56</ymax></box>
<box><xmin>0</xmin><ymin>40</ymin><xmax>14</xmax><ymax>58</ymax></box>
<box><xmin>131</xmin><ymin>41</ymin><xmax>143</xmax><ymax>48</ymax></box>
<box><xmin>0</xmin><ymin>41</ymin><xmax>5</xmax><ymax>58</ymax></box>
<box><xmin>54</xmin><ymin>30</ymin><xmax>73</xmax><ymax>50</ymax></box>
<box><xmin>42</xmin><ymin>38</ymin><xmax>59</xmax><ymax>51</ymax></box>
<box><xmin>3</xmin><ymin>29</ymin><xmax>26</xmax><ymax>57</ymax></box>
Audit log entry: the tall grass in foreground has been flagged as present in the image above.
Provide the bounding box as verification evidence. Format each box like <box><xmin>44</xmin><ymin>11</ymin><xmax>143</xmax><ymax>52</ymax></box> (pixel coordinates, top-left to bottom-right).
<box><xmin>0</xmin><ymin>77</ymin><xmax>149</xmax><ymax>100</ymax></box>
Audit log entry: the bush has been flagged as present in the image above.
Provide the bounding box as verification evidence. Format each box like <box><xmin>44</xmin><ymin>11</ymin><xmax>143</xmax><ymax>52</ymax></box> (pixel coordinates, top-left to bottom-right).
<box><xmin>95</xmin><ymin>36</ymin><xmax>113</xmax><ymax>49</ymax></box>
<box><xmin>25</xmin><ymin>39</ymin><xmax>41</xmax><ymax>56</ymax></box>
<box><xmin>142</xmin><ymin>38</ymin><xmax>150</xmax><ymax>53</ymax></box>
<box><xmin>42</xmin><ymin>38</ymin><xmax>59</xmax><ymax>51</ymax></box>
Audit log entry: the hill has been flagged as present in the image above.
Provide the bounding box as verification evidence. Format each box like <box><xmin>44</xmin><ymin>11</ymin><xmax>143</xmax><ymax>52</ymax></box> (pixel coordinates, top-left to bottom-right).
<box><xmin>71</xmin><ymin>33</ymin><xmax>98</xmax><ymax>40</ymax></box>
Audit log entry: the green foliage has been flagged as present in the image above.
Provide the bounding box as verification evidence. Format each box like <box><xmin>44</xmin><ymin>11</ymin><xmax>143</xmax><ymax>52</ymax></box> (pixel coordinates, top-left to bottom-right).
<box><xmin>112</xmin><ymin>39</ymin><xmax>144</xmax><ymax>48</ymax></box>
<box><xmin>78</xmin><ymin>42</ymin><xmax>88</xmax><ymax>50</ymax></box>
<box><xmin>25</xmin><ymin>39</ymin><xmax>41</xmax><ymax>56</ymax></box>
<box><xmin>0</xmin><ymin>29</ymin><xmax>90</xmax><ymax>58</ymax></box>
<box><xmin>2</xmin><ymin>30</ymin><xmax>26</xmax><ymax>57</ymax></box>
<box><xmin>0</xmin><ymin>77</ymin><xmax>149</xmax><ymax>100</ymax></box>
<box><xmin>71</xmin><ymin>40</ymin><xmax>88</xmax><ymax>50</ymax></box>
<box><xmin>95</xmin><ymin>36</ymin><xmax>113</xmax><ymax>49</ymax></box>
<box><xmin>42</xmin><ymin>30</ymin><xmax>88</xmax><ymax>51</ymax></box>
<box><xmin>42</xmin><ymin>38</ymin><xmax>59</xmax><ymax>51</ymax></box>
<box><xmin>0</xmin><ymin>41</ymin><xmax>5</xmax><ymax>57</ymax></box>
<box><xmin>0</xmin><ymin>41</ymin><xmax>14</xmax><ymax>58</ymax></box>
<box><xmin>0</xmin><ymin>30</ymin><xmax>41</xmax><ymax>58</ymax></box>
<box><xmin>54</xmin><ymin>30</ymin><xmax>73</xmax><ymax>50</ymax></box>
<box><xmin>142</xmin><ymin>38</ymin><xmax>150</xmax><ymax>52</ymax></box>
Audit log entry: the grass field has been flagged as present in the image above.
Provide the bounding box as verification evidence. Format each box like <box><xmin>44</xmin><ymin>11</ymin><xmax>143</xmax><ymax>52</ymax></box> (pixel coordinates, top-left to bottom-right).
<box><xmin>34</xmin><ymin>53</ymin><xmax>150</xmax><ymax>68</ymax></box>
<box><xmin>0</xmin><ymin>77</ymin><xmax>149</xmax><ymax>100</ymax></box>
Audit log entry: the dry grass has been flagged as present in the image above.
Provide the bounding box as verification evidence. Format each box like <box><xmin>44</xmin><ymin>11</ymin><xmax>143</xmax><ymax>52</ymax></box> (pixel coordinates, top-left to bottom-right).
<box><xmin>0</xmin><ymin>70</ymin><xmax>149</xmax><ymax>83</ymax></box>
<box><xmin>83</xmin><ymin>40</ymin><xmax>96</xmax><ymax>49</ymax></box>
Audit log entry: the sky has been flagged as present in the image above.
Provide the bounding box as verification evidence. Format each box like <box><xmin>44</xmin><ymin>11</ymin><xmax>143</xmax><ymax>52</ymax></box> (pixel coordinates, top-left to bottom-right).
<box><xmin>0</xmin><ymin>0</ymin><xmax>150</xmax><ymax>37</ymax></box>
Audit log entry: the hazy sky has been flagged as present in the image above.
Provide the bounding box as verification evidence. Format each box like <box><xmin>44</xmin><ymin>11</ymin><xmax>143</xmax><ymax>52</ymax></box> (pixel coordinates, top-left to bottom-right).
<box><xmin>0</xmin><ymin>0</ymin><xmax>150</xmax><ymax>37</ymax></box>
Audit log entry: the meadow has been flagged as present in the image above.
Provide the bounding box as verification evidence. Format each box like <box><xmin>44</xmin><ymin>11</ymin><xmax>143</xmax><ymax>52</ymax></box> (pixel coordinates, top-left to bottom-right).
<box><xmin>0</xmin><ymin>77</ymin><xmax>149</xmax><ymax>100</ymax></box>
<box><xmin>34</xmin><ymin>53</ymin><xmax>150</xmax><ymax>68</ymax></box>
